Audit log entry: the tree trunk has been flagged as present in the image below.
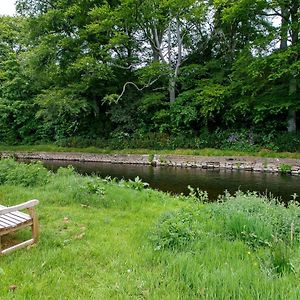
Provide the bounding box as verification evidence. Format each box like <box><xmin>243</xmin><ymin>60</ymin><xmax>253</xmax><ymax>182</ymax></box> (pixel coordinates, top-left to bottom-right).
<box><xmin>287</xmin><ymin>110</ymin><xmax>297</xmax><ymax>133</ymax></box>
<box><xmin>280</xmin><ymin>5</ymin><xmax>289</xmax><ymax>49</ymax></box>
<box><xmin>279</xmin><ymin>5</ymin><xmax>297</xmax><ymax>132</ymax></box>
<box><xmin>288</xmin><ymin>78</ymin><xmax>297</xmax><ymax>132</ymax></box>
<box><xmin>286</xmin><ymin>1</ymin><xmax>299</xmax><ymax>132</ymax></box>
<box><xmin>169</xmin><ymin>77</ymin><xmax>176</xmax><ymax>102</ymax></box>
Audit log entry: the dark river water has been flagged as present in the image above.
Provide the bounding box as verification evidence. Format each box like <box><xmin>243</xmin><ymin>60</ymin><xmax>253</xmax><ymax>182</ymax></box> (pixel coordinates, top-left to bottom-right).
<box><xmin>27</xmin><ymin>159</ymin><xmax>300</xmax><ymax>203</ymax></box>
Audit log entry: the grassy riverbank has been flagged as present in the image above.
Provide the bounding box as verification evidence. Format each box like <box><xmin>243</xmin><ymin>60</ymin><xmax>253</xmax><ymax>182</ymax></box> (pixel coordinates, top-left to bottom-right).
<box><xmin>1</xmin><ymin>159</ymin><xmax>300</xmax><ymax>299</ymax></box>
<box><xmin>1</xmin><ymin>144</ymin><xmax>300</xmax><ymax>159</ymax></box>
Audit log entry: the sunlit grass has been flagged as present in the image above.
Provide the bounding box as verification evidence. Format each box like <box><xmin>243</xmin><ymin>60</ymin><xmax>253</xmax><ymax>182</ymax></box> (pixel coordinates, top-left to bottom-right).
<box><xmin>1</xmin><ymin>144</ymin><xmax>300</xmax><ymax>159</ymax></box>
<box><xmin>1</xmin><ymin>161</ymin><xmax>300</xmax><ymax>298</ymax></box>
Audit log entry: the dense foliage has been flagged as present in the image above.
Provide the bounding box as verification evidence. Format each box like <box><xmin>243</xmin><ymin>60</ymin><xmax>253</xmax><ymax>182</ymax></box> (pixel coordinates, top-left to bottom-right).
<box><xmin>0</xmin><ymin>0</ymin><xmax>299</xmax><ymax>148</ymax></box>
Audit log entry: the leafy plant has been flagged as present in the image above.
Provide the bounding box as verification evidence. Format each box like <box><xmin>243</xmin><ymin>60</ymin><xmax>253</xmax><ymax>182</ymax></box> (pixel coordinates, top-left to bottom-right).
<box><xmin>123</xmin><ymin>176</ymin><xmax>149</xmax><ymax>191</ymax></box>
<box><xmin>279</xmin><ymin>164</ymin><xmax>292</xmax><ymax>174</ymax></box>
<box><xmin>81</xmin><ymin>178</ymin><xmax>106</xmax><ymax>197</ymax></box>
<box><xmin>151</xmin><ymin>209</ymin><xmax>199</xmax><ymax>251</ymax></box>
<box><xmin>0</xmin><ymin>158</ymin><xmax>49</xmax><ymax>187</ymax></box>
<box><xmin>210</xmin><ymin>192</ymin><xmax>300</xmax><ymax>247</ymax></box>
<box><xmin>187</xmin><ymin>185</ymin><xmax>209</xmax><ymax>203</ymax></box>
<box><xmin>260</xmin><ymin>240</ymin><xmax>295</xmax><ymax>276</ymax></box>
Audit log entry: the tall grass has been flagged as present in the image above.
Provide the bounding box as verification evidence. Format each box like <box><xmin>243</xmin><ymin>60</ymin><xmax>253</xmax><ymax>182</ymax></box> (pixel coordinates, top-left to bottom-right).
<box><xmin>0</xmin><ymin>159</ymin><xmax>300</xmax><ymax>299</ymax></box>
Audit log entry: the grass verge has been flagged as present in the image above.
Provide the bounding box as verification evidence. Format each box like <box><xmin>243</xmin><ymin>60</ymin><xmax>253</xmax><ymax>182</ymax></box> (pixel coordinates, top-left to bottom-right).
<box><xmin>0</xmin><ymin>159</ymin><xmax>300</xmax><ymax>299</ymax></box>
<box><xmin>1</xmin><ymin>144</ymin><xmax>300</xmax><ymax>159</ymax></box>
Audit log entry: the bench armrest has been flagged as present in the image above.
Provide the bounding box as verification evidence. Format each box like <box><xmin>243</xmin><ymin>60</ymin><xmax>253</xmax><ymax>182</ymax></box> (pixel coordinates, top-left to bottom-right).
<box><xmin>0</xmin><ymin>199</ymin><xmax>39</xmax><ymax>215</ymax></box>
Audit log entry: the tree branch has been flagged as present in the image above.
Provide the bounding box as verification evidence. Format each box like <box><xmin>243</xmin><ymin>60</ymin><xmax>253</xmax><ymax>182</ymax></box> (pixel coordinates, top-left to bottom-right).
<box><xmin>115</xmin><ymin>77</ymin><xmax>161</xmax><ymax>102</ymax></box>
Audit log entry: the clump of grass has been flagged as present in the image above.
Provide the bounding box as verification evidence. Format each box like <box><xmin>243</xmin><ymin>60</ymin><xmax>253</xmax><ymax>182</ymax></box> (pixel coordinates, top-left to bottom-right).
<box><xmin>279</xmin><ymin>163</ymin><xmax>292</xmax><ymax>174</ymax></box>
<box><xmin>210</xmin><ymin>191</ymin><xmax>300</xmax><ymax>247</ymax></box>
<box><xmin>270</xmin><ymin>241</ymin><xmax>295</xmax><ymax>275</ymax></box>
<box><xmin>151</xmin><ymin>208</ymin><xmax>199</xmax><ymax>251</ymax></box>
<box><xmin>0</xmin><ymin>158</ymin><xmax>49</xmax><ymax>186</ymax></box>
<box><xmin>259</xmin><ymin>240</ymin><xmax>296</xmax><ymax>276</ymax></box>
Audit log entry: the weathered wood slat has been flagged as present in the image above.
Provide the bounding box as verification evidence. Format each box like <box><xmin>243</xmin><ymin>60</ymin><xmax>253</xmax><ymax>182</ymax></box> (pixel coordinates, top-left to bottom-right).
<box><xmin>0</xmin><ymin>216</ymin><xmax>19</xmax><ymax>226</ymax></box>
<box><xmin>0</xmin><ymin>218</ymin><xmax>15</xmax><ymax>227</ymax></box>
<box><xmin>0</xmin><ymin>200</ymin><xmax>39</xmax><ymax>215</ymax></box>
<box><xmin>1</xmin><ymin>239</ymin><xmax>34</xmax><ymax>255</ymax></box>
<box><xmin>0</xmin><ymin>220</ymin><xmax>33</xmax><ymax>236</ymax></box>
<box><xmin>0</xmin><ymin>211</ymin><xmax>31</xmax><ymax>226</ymax></box>
<box><xmin>3</xmin><ymin>212</ymin><xmax>27</xmax><ymax>223</ymax></box>
<box><xmin>0</xmin><ymin>199</ymin><xmax>39</xmax><ymax>255</ymax></box>
<box><xmin>11</xmin><ymin>211</ymin><xmax>31</xmax><ymax>220</ymax></box>
<box><xmin>0</xmin><ymin>221</ymin><xmax>8</xmax><ymax>228</ymax></box>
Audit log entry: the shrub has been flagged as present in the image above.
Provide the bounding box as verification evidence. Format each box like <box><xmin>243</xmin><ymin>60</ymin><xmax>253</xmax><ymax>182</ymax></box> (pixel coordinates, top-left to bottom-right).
<box><xmin>0</xmin><ymin>158</ymin><xmax>18</xmax><ymax>184</ymax></box>
<box><xmin>55</xmin><ymin>130</ymin><xmax>300</xmax><ymax>153</ymax></box>
<box><xmin>102</xmin><ymin>175</ymin><xmax>149</xmax><ymax>191</ymax></box>
<box><xmin>279</xmin><ymin>164</ymin><xmax>292</xmax><ymax>174</ymax></box>
<box><xmin>151</xmin><ymin>209</ymin><xmax>199</xmax><ymax>251</ymax></box>
<box><xmin>0</xmin><ymin>158</ymin><xmax>49</xmax><ymax>186</ymax></box>
<box><xmin>72</xmin><ymin>177</ymin><xmax>106</xmax><ymax>206</ymax></box>
<box><xmin>210</xmin><ymin>192</ymin><xmax>300</xmax><ymax>247</ymax></box>
<box><xmin>273</xmin><ymin>133</ymin><xmax>300</xmax><ymax>152</ymax></box>
<box><xmin>56</xmin><ymin>165</ymin><xmax>76</xmax><ymax>176</ymax></box>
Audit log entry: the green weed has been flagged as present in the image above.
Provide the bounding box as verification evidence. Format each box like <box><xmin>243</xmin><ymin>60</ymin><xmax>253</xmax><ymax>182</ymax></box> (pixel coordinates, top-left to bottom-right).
<box><xmin>279</xmin><ymin>164</ymin><xmax>292</xmax><ymax>174</ymax></box>
<box><xmin>0</xmin><ymin>161</ymin><xmax>300</xmax><ymax>298</ymax></box>
<box><xmin>151</xmin><ymin>208</ymin><xmax>199</xmax><ymax>251</ymax></box>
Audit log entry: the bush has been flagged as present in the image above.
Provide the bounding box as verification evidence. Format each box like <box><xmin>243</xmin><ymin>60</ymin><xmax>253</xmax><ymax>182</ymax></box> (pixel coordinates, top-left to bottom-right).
<box><xmin>151</xmin><ymin>209</ymin><xmax>200</xmax><ymax>251</ymax></box>
<box><xmin>279</xmin><ymin>164</ymin><xmax>292</xmax><ymax>174</ymax></box>
<box><xmin>273</xmin><ymin>133</ymin><xmax>300</xmax><ymax>152</ymax></box>
<box><xmin>0</xmin><ymin>158</ymin><xmax>49</xmax><ymax>186</ymax></box>
<box><xmin>55</xmin><ymin>130</ymin><xmax>300</xmax><ymax>153</ymax></box>
<box><xmin>210</xmin><ymin>192</ymin><xmax>300</xmax><ymax>247</ymax></box>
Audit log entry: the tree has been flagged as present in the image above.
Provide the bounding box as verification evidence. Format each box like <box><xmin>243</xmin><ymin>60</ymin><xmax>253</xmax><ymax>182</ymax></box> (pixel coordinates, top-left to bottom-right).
<box><xmin>15</xmin><ymin>0</ymin><xmax>119</xmax><ymax>139</ymax></box>
<box><xmin>99</xmin><ymin>0</ymin><xmax>208</xmax><ymax>102</ymax></box>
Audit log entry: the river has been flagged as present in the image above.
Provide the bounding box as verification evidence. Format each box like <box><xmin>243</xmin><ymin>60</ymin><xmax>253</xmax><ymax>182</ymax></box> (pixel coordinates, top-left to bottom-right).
<box><xmin>30</xmin><ymin>159</ymin><xmax>300</xmax><ymax>203</ymax></box>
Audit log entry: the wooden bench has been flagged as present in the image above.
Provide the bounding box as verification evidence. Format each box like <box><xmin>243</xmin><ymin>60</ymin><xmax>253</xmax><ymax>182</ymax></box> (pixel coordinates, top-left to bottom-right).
<box><xmin>0</xmin><ymin>200</ymin><xmax>39</xmax><ymax>255</ymax></box>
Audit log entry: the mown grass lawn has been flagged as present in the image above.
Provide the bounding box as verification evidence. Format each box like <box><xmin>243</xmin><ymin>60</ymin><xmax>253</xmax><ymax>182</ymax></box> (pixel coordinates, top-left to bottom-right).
<box><xmin>1</xmin><ymin>159</ymin><xmax>300</xmax><ymax>299</ymax></box>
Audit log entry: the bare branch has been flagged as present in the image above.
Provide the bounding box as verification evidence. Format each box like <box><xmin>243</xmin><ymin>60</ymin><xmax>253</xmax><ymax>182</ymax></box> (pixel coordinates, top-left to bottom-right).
<box><xmin>115</xmin><ymin>76</ymin><xmax>161</xmax><ymax>102</ymax></box>
<box><xmin>109</xmin><ymin>63</ymin><xmax>135</xmax><ymax>70</ymax></box>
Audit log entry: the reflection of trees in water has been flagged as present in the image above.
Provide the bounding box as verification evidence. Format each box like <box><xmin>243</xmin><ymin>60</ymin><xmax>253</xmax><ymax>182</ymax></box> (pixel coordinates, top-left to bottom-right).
<box><xmin>21</xmin><ymin>159</ymin><xmax>300</xmax><ymax>202</ymax></box>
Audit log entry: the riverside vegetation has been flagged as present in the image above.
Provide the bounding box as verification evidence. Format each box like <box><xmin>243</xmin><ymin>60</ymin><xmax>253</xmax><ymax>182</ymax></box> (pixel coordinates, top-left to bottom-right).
<box><xmin>0</xmin><ymin>1</ymin><xmax>300</xmax><ymax>150</ymax></box>
<box><xmin>1</xmin><ymin>159</ymin><xmax>300</xmax><ymax>299</ymax></box>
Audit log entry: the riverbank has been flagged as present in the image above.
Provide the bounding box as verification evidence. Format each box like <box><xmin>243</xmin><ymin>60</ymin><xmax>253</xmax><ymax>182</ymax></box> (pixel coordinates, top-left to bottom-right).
<box><xmin>1</xmin><ymin>159</ymin><xmax>300</xmax><ymax>298</ymax></box>
<box><xmin>1</xmin><ymin>144</ymin><xmax>300</xmax><ymax>158</ymax></box>
<box><xmin>1</xmin><ymin>148</ymin><xmax>300</xmax><ymax>175</ymax></box>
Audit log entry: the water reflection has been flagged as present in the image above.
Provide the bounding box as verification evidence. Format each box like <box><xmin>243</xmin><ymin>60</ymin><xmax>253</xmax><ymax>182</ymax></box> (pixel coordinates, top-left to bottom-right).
<box><xmin>23</xmin><ymin>159</ymin><xmax>300</xmax><ymax>203</ymax></box>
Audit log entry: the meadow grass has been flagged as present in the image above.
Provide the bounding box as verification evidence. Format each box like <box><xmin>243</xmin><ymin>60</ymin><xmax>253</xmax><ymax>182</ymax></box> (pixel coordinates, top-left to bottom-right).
<box><xmin>1</xmin><ymin>144</ymin><xmax>300</xmax><ymax>159</ymax></box>
<box><xmin>0</xmin><ymin>159</ymin><xmax>300</xmax><ymax>299</ymax></box>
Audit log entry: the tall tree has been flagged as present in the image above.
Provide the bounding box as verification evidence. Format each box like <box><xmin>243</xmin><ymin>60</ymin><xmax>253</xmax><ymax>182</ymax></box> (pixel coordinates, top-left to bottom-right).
<box><xmin>101</xmin><ymin>0</ymin><xmax>208</xmax><ymax>102</ymax></box>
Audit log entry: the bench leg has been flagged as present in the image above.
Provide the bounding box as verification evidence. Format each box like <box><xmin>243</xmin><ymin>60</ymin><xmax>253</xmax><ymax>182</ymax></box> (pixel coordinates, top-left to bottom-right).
<box><xmin>28</xmin><ymin>208</ymin><xmax>39</xmax><ymax>242</ymax></box>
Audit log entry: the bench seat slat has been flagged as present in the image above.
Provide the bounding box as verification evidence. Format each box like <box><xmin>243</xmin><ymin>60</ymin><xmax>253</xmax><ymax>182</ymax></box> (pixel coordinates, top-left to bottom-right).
<box><xmin>3</xmin><ymin>212</ymin><xmax>27</xmax><ymax>223</ymax></box>
<box><xmin>0</xmin><ymin>215</ymin><xmax>31</xmax><ymax>229</ymax></box>
<box><xmin>0</xmin><ymin>205</ymin><xmax>32</xmax><ymax>220</ymax></box>
<box><xmin>0</xmin><ymin>204</ymin><xmax>33</xmax><ymax>232</ymax></box>
<box><xmin>1</xmin><ymin>214</ymin><xmax>23</xmax><ymax>225</ymax></box>
<box><xmin>0</xmin><ymin>218</ymin><xmax>15</xmax><ymax>227</ymax></box>
<box><xmin>10</xmin><ymin>211</ymin><xmax>31</xmax><ymax>220</ymax></box>
<box><xmin>0</xmin><ymin>219</ymin><xmax>18</xmax><ymax>228</ymax></box>
<box><xmin>0</xmin><ymin>221</ymin><xmax>9</xmax><ymax>228</ymax></box>
<box><xmin>0</xmin><ymin>200</ymin><xmax>39</xmax><ymax>255</ymax></box>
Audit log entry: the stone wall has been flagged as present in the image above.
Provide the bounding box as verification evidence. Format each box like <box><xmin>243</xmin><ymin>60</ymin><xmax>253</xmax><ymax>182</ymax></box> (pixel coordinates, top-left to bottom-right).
<box><xmin>1</xmin><ymin>151</ymin><xmax>300</xmax><ymax>175</ymax></box>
